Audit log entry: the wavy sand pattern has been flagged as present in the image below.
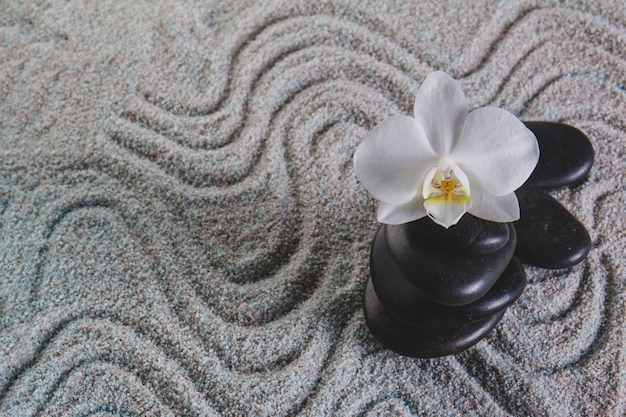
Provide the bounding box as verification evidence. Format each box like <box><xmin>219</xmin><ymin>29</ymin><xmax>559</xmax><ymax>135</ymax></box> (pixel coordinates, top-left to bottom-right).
<box><xmin>1</xmin><ymin>1</ymin><xmax>625</xmax><ymax>415</ymax></box>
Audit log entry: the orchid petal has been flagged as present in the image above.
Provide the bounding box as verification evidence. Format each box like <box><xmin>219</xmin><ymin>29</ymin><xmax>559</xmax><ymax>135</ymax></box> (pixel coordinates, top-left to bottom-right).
<box><xmin>468</xmin><ymin>186</ymin><xmax>520</xmax><ymax>222</ymax></box>
<box><xmin>451</xmin><ymin>164</ymin><xmax>470</xmax><ymax>196</ymax></box>
<box><xmin>452</xmin><ymin>107</ymin><xmax>539</xmax><ymax>196</ymax></box>
<box><xmin>421</xmin><ymin>166</ymin><xmax>438</xmax><ymax>200</ymax></box>
<box><xmin>414</xmin><ymin>71</ymin><xmax>468</xmax><ymax>156</ymax></box>
<box><xmin>377</xmin><ymin>197</ymin><xmax>427</xmax><ymax>225</ymax></box>
<box><xmin>354</xmin><ymin>115</ymin><xmax>437</xmax><ymax>205</ymax></box>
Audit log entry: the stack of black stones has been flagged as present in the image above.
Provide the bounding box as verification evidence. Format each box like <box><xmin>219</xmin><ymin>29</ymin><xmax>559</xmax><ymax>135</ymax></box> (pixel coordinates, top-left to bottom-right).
<box><xmin>363</xmin><ymin>122</ymin><xmax>595</xmax><ymax>358</ymax></box>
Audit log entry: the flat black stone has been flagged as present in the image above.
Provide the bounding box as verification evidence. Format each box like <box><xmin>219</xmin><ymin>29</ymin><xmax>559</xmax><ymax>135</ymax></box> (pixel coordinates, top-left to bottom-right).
<box><xmin>371</xmin><ymin>251</ymin><xmax>525</xmax><ymax>328</ymax></box>
<box><xmin>524</xmin><ymin>121</ymin><xmax>594</xmax><ymax>190</ymax></box>
<box><xmin>515</xmin><ymin>184</ymin><xmax>591</xmax><ymax>269</ymax></box>
<box><xmin>363</xmin><ymin>277</ymin><xmax>506</xmax><ymax>358</ymax></box>
<box><xmin>407</xmin><ymin>214</ymin><xmax>510</xmax><ymax>255</ymax></box>
<box><xmin>373</xmin><ymin>223</ymin><xmax>516</xmax><ymax>306</ymax></box>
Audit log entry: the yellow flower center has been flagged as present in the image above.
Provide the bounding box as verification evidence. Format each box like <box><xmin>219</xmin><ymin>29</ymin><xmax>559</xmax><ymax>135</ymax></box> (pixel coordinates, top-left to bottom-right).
<box><xmin>439</xmin><ymin>178</ymin><xmax>456</xmax><ymax>195</ymax></box>
<box><xmin>421</xmin><ymin>166</ymin><xmax>472</xmax><ymax>227</ymax></box>
<box><xmin>424</xmin><ymin>169</ymin><xmax>470</xmax><ymax>202</ymax></box>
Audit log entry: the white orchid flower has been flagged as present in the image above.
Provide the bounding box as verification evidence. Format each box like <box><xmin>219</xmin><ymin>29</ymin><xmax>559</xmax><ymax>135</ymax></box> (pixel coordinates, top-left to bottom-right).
<box><xmin>354</xmin><ymin>71</ymin><xmax>540</xmax><ymax>229</ymax></box>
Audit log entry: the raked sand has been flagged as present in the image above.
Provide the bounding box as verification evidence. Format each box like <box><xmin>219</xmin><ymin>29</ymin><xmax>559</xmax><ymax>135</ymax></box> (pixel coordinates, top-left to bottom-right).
<box><xmin>1</xmin><ymin>1</ymin><xmax>625</xmax><ymax>415</ymax></box>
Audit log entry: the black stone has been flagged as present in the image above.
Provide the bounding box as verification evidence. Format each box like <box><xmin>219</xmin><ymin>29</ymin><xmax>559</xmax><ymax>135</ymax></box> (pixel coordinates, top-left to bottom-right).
<box><xmin>515</xmin><ymin>184</ymin><xmax>591</xmax><ymax>269</ymax></box>
<box><xmin>524</xmin><ymin>121</ymin><xmax>594</xmax><ymax>190</ymax></box>
<box><xmin>372</xmin><ymin>223</ymin><xmax>516</xmax><ymax>307</ymax></box>
<box><xmin>371</xmin><ymin>253</ymin><xmax>525</xmax><ymax>329</ymax></box>
<box><xmin>363</xmin><ymin>277</ymin><xmax>506</xmax><ymax>358</ymax></box>
<box><xmin>408</xmin><ymin>214</ymin><xmax>510</xmax><ymax>255</ymax></box>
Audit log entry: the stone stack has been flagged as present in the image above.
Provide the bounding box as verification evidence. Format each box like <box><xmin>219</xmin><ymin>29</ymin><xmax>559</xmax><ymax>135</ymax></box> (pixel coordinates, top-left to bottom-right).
<box><xmin>363</xmin><ymin>215</ymin><xmax>525</xmax><ymax>358</ymax></box>
<box><xmin>363</xmin><ymin>121</ymin><xmax>595</xmax><ymax>358</ymax></box>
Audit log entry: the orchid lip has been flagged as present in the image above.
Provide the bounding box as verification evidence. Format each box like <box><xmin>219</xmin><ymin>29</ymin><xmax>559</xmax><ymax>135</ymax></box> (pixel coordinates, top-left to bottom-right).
<box><xmin>423</xmin><ymin>165</ymin><xmax>472</xmax><ymax>228</ymax></box>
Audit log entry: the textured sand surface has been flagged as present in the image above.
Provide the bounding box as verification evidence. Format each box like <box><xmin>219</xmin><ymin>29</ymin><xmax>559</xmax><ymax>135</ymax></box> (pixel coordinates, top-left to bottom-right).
<box><xmin>1</xmin><ymin>1</ymin><xmax>625</xmax><ymax>415</ymax></box>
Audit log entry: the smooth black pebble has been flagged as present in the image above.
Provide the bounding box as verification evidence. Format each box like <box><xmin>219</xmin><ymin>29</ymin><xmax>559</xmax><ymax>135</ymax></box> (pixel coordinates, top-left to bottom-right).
<box><xmin>376</xmin><ymin>222</ymin><xmax>516</xmax><ymax>306</ymax></box>
<box><xmin>371</xmin><ymin>251</ymin><xmax>526</xmax><ymax>329</ymax></box>
<box><xmin>363</xmin><ymin>277</ymin><xmax>506</xmax><ymax>358</ymax></box>
<box><xmin>515</xmin><ymin>184</ymin><xmax>591</xmax><ymax>269</ymax></box>
<box><xmin>524</xmin><ymin>121</ymin><xmax>594</xmax><ymax>190</ymax></box>
<box><xmin>408</xmin><ymin>214</ymin><xmax>510</xmax><ymax>255</ymax></box>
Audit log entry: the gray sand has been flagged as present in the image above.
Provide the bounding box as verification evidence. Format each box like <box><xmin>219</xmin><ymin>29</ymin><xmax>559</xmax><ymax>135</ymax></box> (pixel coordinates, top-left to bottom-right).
<box><xmin>1</xmin><ymin>1</ymin><xmax>625</xmax><ymax>415</ymax></box>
